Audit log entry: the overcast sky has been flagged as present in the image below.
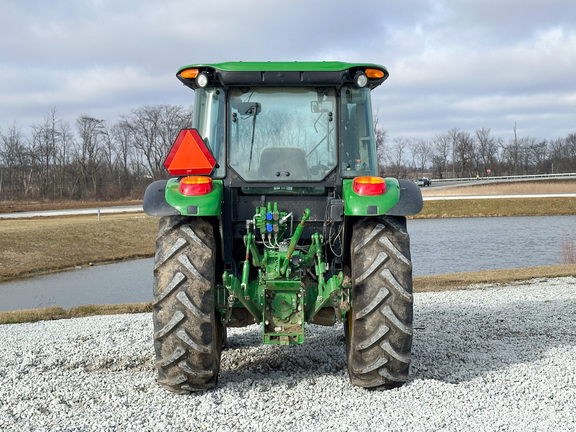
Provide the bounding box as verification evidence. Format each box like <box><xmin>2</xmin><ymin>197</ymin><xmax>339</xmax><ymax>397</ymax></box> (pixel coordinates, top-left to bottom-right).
<box><xmin>1</xmin><ymin>0</ymin><xmax>575</xmax><ymax>142</ymax></box>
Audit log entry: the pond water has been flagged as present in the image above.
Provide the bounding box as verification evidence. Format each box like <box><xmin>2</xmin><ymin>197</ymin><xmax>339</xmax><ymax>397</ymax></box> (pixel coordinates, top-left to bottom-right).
<box><xmin>409</xmin><ymin>215</ymin><xmax>576</xmax><ymax>276</ymax></box>
<box><xmin>0</xmin><ymin>259</ymin><xmax>154</xmax><ymax>312</ymax></box>
<box><xmin>1</xmin><ymin>215</ymin><xmax>575</xmax><ymax>311</ymax></box>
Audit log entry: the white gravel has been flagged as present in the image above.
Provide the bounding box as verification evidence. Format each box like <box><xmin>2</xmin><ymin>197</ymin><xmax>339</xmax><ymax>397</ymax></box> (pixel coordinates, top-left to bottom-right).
<box><xmin>1</xmin><ymin>277</ymin><xmax>575</xmax><ymax>431</ymax></box>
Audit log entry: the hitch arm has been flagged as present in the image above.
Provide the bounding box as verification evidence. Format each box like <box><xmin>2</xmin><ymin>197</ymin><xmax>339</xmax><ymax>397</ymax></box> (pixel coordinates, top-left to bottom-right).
<box><xmin>280</xmin><ymin>209</ymin><xmax>310</xmax><ymax>276</ymax></box>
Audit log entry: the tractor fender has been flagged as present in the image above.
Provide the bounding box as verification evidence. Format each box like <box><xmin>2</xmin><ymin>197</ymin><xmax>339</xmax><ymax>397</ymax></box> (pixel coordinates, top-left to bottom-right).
<box><xmin>343</xmin><ymin>178</ymin><xmax>401</xmax><ymax>216</ymax></box>
<box><xmin>143</xmin><ymin>180</ymin><xmax>179</xmax><ymax>217</ymax></box>
<box><xmin>164</xmin><ymin>178</ymin><xmax>223</xmax><ymax>216</ymax></box>
<box><xmin>386</xmin><ymin>179</ymin><xmax>423</xmax><ymax>216</ymax></box>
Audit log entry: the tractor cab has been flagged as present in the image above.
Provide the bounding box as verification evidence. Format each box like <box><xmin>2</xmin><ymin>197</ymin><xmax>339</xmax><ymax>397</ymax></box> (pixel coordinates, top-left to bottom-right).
<box><xmin>182</xmin><ymin>62</ymin><xmax>383</xmax><ymax>190</ymax></box>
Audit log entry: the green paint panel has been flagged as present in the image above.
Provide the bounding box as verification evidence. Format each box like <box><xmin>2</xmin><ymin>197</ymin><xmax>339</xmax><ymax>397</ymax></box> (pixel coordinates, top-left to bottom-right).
<box><xmin>178</xmin><ymin>61</ymin><xmax>388</xmax><ymax>74</ymax></box>
<box><xmin>164</xmin><ymin>178</ymin><xmax>223</xmax><ymax>216</ymax></box>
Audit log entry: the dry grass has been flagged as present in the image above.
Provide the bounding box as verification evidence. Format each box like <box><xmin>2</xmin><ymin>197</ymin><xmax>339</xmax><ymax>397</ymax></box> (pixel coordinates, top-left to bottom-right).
<box><xmin>417</xmin><ymin>179</ymin><xmax>576</xmax><ymax>218</ymax></box>
<box><xmin>0</xmin><ymin>302</ymin><xmax>152</xmax><ymax>325</ymax></box>
<box><xmin>414</xmin><ymin>196</ymin><xmax>576</xmax><ymax>219</ymax></box>
<box><xmin>0</xmin><ymin>213</ymin><xmax>157</xmax><ymax>281</ymax></box>
<box><xmin>413</xmin><ymin>264</ymin><xmax>576</xmax><ymax>292</ymax></box>
<box><xmin>0</xmin><ymin>199</ymin><xmax>142</xmax><ymax>214</ymax></box>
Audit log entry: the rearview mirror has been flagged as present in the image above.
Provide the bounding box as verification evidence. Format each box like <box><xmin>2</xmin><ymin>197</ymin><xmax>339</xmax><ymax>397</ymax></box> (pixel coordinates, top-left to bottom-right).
<box><xmin>311</xmin><ymin>100</ymin><xmax>334</xmax><ymax>113</ymax></box>
<box><xmin>232</xmin><ymin>100</ymin><xmax>261</xmax><ymax>116</ymax></box>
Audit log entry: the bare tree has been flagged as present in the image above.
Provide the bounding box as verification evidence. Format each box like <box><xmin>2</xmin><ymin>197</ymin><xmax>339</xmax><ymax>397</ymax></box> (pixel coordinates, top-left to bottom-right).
<box><xmin>373</xmin><ymin>112</ymin><xmax>388</xmax><ymax>173</ymax></box>
<box><xmin>55</xmin><ymin>121</ymin><xmax>75</xmax><ymax>199</ymax></box>
<box><xmin>385</xmin><ymin>136</ymin><xmax>410</xmax><ymax>178</ymax></box>
<box><xmin>525</xmin><ymin>140</ymin><xmax>548</xmax><ymax>173</ymax></box>
<box><xmin>31</xmin><ymin>111</ymin><xmax>59</xmax><ymax>198</ymax></box>
<box><xmin>448</xmin><ymin>127</ymin><xmax>460</xmax><ymax>178</ymax></box>
<box><xmin>566</xmin><ymin>133</ymin><xmax>576</xmax><ymax>166</ymax></box>
<box><xmin>75</xmin><ymin>115</ymin><xmax>106</xmax><ymax>198</ymax></box>
<box><xmin>501</xmin><ymin>122</ymin><xmax>524</xmax><ymax>175</ymax></box>
<box><xmin>124</xmin><ymin>105</ymin><xmax>193</xmax><ymax>180</ymax></box>
<box><xmin>411</xmin><ymin>139</ymin><xmax>431</xmax><ymax>177</ymax></box>
<box><xmin>451</xmin><ymin>129</ymin><xmax>475</xmax><ymax>177</ymax></box>
<box><xmin>475</xmin><ymin>128</ymin><xmax>499</xmax><ymax>176</ymax></box>
<box><xmin>432</xmin><ymin>132</ymin><xmax>451</xmax><ymax>178</ymax></box>
<box><xmin>548</xmin><ymin>135</ymin><xmax>576</xmax><ymax>174</ymax></box>
<box><xmin>110</xmin><ymin>120</ymin><xmax>134</xmax><ymax>195</ymax></box>
<box><xmin>0</xmin><ymin>123</ymin><xmax>29</xmax><ymax>198</ymax></box>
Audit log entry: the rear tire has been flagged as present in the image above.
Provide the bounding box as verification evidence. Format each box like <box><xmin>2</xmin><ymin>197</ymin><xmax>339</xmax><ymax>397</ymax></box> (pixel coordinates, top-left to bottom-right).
<box><xmin>346</xmin><ymin>216</ymin><xmax>413</xmax><ymax>389</ymax></box>
<box><xmin>153</xmin><ymin>216</ymin><xmax>221</xmax><ymax>393</ymax></box>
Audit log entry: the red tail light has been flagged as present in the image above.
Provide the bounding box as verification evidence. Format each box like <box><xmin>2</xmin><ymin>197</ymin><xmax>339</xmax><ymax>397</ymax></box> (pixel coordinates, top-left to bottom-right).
<box><xmin>353</xmin><ymin>176</ymin><xmax>386</xmax><ymax>195</ymax></box>
<box><xmin>179</xmin><ymin>176</ymin><xmax>213</xmax><ymax>196</ymax></box>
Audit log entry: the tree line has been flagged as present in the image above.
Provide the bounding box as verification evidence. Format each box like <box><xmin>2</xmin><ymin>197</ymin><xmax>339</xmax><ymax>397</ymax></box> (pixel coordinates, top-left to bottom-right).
<box><xmin>378</xmin><ymin>124</ymin><xmax>576</xmax><ymax>180</ymax></box>
<box><xmin>0</xmin><ymin>106</ymin><xmax>192</xmax><ymax>201</ymax></box>
<box><xmin>1</xmin><ymin>105</ymin><xmax>575</xmax><ymax>202</ymax></box>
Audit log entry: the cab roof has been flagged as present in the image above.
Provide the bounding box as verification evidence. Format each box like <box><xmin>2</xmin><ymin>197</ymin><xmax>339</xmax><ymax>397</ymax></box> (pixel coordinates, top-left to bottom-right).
<box><xmin>176</xmin><ymin>61</ymin><xmax>389</xmax><ymax>90</ymax></box>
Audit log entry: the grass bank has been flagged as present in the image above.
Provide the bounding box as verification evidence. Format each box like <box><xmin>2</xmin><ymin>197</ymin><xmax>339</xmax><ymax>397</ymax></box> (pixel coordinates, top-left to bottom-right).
<box><xmin>2</xmin><ymin>196</ymin><xmax>574</xmax><ymax>282</ymax></box>
<box><xmin>0</xmin><ymin>213</ymin><xmax>157</xmax><ymax>282</ymax></box>
<box><xmin>1</xmin><ymin>192</ymin><xmax>575</xmax><ymax>282</ymax></box>
<box><xmin>0</xmin><ymin>303</ymin><xmax>152</xmax><ymax>325</ymax></box>
<box><xmin>1</xmin><ymin>181</ymin><xmax>575</xmax><ymax>323</ymax></box>
<box><xmin>417</xmin><ymin>179</ymin><xmax>576</xmax><ymax>218</ymax></box>
<box><xmin>0</xmin><ymin>199</ymin><xmax>142</xmax><ymax>214</ymax></box>
<box><xmin>415</xmin><ymin>196</ymin><xmax>576</xmax><ymax>218</ymax></box>
<box><xmin>414</xmin><ymin>264</ymin><xmax>576</xmax><ymax>292</ymax></box>
<box><xmin>421</xmin><ymin>179</ymin><xmax>576</xmax><ymax>196</ymax></box>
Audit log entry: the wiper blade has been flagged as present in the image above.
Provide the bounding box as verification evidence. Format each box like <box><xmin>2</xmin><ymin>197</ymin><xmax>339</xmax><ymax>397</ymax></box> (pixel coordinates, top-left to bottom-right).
<box><xmin>247</xmin><ymin>103</ymin><xmax>261</xmax><ymax>171</ymax></box>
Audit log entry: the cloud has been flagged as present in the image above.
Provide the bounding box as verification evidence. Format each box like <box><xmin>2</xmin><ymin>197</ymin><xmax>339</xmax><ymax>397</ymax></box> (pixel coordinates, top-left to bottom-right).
<box><xmin>1</xmin><ymin>0</ymin><xmax>575</xmax><ymax>141</ymax></box>
<box><xmin>374</xmin><ymin>17</ymin><xmax>576</xmax><ymax>139</ymax></box>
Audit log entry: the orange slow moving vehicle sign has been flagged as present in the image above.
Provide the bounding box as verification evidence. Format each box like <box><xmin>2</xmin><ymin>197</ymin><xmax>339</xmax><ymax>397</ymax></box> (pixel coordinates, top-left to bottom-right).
<box><xmin>164</xmin><ymin>129</ymin><xmax>216</xmax><ymax>176</ymax></box>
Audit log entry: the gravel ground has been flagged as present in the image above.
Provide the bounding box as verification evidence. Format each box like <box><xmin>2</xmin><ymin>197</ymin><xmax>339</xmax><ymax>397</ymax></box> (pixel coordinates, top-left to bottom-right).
<box><xmin>1</xmin><ymin>277</ymin><xmax>575</xmax><ymax>431</ymax></box>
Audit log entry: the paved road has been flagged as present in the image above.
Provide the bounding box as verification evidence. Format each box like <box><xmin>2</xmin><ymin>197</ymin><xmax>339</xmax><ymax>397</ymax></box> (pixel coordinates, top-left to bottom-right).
<box><xmin>423</xmin><ymin>193</ymin><xmax>576</xmax><ymax>201</ymax></box>
<box><xmin>0</xmin><ymin>205</ymin><xmax>143</xmax><ymax>219</ymax></box>
<box><xmin>2</xmin><ymin>192</ymin><xmax>576</xmax><ymax>218</ymax></box>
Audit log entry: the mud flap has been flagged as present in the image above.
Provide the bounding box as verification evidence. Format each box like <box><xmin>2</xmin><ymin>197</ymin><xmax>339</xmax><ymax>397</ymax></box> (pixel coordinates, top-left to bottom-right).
<box><xmin>387</xmin><ymin>179</ymin><xmax>423</xmax><ymax>216</ymax></box>
<box><xmin>143</xmin><ymin>180</ymin><xmax>179</xmax><ymax>217</ymax></box>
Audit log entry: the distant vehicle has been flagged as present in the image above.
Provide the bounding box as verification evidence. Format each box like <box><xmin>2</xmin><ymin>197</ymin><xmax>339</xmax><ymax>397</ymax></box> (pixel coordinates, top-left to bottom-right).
<box><xmin>416</xmin><ymin>178</ymin><xmax>431</xmax><ymax>187</ymax></box>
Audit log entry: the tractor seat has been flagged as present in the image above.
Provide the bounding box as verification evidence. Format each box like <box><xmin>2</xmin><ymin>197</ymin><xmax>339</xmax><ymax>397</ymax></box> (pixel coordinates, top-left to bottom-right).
<box><xmin>258</xmin><ymin>146</ymin><xmax>309</xmax><ymax>180</ymax></box>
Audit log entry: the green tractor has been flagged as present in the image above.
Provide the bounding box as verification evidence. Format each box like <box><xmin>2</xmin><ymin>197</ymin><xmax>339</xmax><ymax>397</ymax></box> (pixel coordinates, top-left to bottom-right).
<box><xmin>143</xmin><ymin>61</ymin><xmax>423</xmax><ymax>393</ymax></box>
